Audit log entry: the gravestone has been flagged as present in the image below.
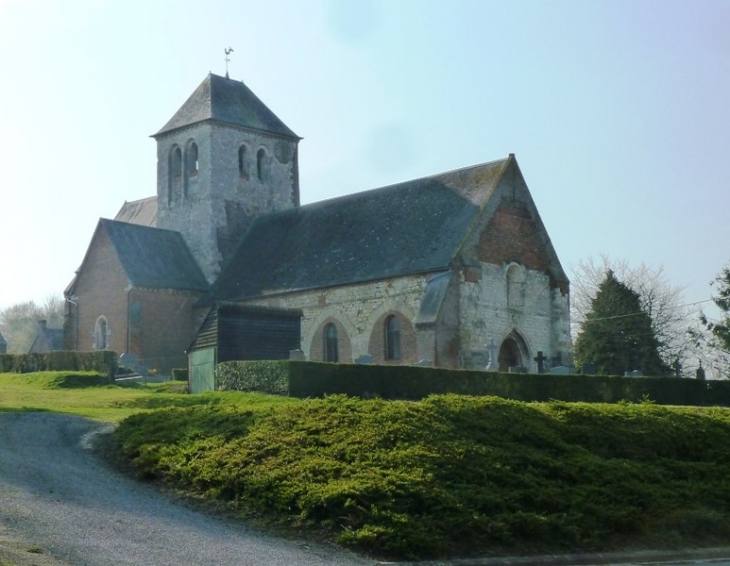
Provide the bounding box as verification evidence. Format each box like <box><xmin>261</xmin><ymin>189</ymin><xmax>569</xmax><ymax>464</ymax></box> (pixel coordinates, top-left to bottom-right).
<box><xmin>119</xmin><ymin>352</ymin><xmax>147</xmax><ymax>377</ymax></box>
<box><xmin>485</xmin><ymin>338</ymin><xmax>498</xmax><ymax>371</ymax></box>
<box><xmin>672</xmin><ymin>359</ymin><xmax>682</xmax><ymax>378</ymax></box>
<box><xmin>289</xmin><ymin>349</ymin><xmax>306</xmax><ymax>361</ymax></box>
<box><xmin>624</xmin><ymin>370</ymin><xmax>644</xmax><ymax>378</ymax></box>
<box><xmin>354</xmin><ymin>353</ymin><xmax>373</xmax><ymax>364</ymax></box>
<box><xmin>550</xmin><ymin>366</ymin><xmax>571</xmax><ymax>375</ymax></box>
<box><xmin>696</xmin><ymin>362</ymin><xmax>706</xmax><ymax>381</ymax></box>
<box><xmin>509</xmin><ymin>366</ymin><xmax>528</xmax><ymax>374</ymax></box>
<box><xmin>581</xmin><ymin>363</ymin><xmax>596</xmax><ymax>375</ymax></box>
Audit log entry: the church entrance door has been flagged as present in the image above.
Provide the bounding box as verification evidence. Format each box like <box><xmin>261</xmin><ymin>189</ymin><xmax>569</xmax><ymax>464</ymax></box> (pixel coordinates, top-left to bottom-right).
<box><xmin>498</xmin><ymin>336</ymin><xmax>524</xmax><ymax>372</ymax></box>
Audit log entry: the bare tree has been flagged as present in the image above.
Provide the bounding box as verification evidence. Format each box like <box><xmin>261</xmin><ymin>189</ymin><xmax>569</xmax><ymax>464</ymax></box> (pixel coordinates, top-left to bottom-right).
<box><xmin>570</xmin><ymin>255</ymin><xmax>696</xmax><ymax>376</ymax></box>
<box><xmin>0</xmin><ymin>295</ymin><xmax>64</xmax><ymax>354</ymax></box>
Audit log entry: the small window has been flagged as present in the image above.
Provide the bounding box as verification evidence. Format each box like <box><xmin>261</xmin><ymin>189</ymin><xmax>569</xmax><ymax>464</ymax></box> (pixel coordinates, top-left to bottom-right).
<box><xmin>94</xmin><ymin>316</ymin><xmax>108</xmax><ymax>350</ymax></box>
<box><xmin>186</xmin><ymin>141</ymin><xmax>199</xmax><ymax>176</ymax></box>
<box><xmin>384</xmin><ymin>315</ymin><xmax>401</xmax><ymax>360</ymax></box>
<box><xmin>238</xmin><ymin>145</ymin><xmax>248</xmax><ymax>177</ymax></box>
<box><xmin>257</xmin><ymin>148</ymin><xmax>266</xmax><ymax>182</ymax></box>
<box><xmin>324</xmin><ymin>323</ymin><xmax>339</xmax><ymax>363</ymax></box>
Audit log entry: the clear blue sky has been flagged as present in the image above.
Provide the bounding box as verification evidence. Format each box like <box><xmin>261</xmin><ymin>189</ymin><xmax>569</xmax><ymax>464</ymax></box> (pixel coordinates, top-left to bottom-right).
<box><xmin>1</xmin><ymin>0</ymin><xmax>728</xmax><ymax>318</ymax></box>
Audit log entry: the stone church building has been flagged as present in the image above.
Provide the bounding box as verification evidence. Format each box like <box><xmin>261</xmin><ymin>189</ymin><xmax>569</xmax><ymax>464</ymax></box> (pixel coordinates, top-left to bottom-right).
<box><xmin>64</xmin><ymin>73</ymin><xmax>571</xmax><ymax>375</ymax></box>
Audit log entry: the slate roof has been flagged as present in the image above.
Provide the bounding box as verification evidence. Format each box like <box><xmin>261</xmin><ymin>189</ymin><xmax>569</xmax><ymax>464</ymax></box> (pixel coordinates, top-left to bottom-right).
<box><xmin>206</xmin><ymin>158</ymin><xmax>508</xmax><ymax>303</ymax></box>
<box><xmin>28</xmin><ymin>322</ymin><xmax>64</xmax><ymax>353</ymax></box>
<box><xmin>154</xmin><ymin>73</ymin><xmax>299</xmax><ymax>139</ymax></box>
<box><xmin>115</xmin><ymin>197</ymin><xmax>157</xmax><ymax>227</ymax></box>
<box><xmin>99</xmin><ymin>219</ymin><xmax>209</xmax><ymax>291</ymax></box>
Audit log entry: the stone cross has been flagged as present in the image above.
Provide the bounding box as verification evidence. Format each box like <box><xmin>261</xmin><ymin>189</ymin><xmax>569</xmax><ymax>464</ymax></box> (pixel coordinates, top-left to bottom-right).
<box><xmin>485</xmin><ymin>338</ymin><xmax>498</xmax><ymax>371</ymax></box>
<box><xmin>533</xmin><ymin>350</ymin><xmax>547</xmax><ymax>373</ymax></box>
<box><xmin>696</xmin><ymin>361</ymin><xmax>706</xmax><ymax>381</ymax></box>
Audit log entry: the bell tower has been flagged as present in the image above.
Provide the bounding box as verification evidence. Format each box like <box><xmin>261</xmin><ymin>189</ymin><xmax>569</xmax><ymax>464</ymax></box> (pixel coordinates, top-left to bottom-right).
<box><xmin>153</xmin><ymin>73</ymin><xmax>301</xmax><ymax>283</ymax></box>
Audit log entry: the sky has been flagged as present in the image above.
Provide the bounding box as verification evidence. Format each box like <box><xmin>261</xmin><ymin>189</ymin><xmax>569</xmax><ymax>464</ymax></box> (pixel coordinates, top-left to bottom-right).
<box><xmin>0</xmin><ymin>0</ymin><xmax>728</xmax><ymax>325</ymax></box>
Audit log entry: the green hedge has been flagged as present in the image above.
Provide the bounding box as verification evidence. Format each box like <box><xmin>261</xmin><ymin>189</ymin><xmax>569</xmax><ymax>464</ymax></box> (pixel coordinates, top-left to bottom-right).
<box><xmin>216</xmin><ymin>360</ymin><xmax>290</xmax><ymax>395</ymax></box>
<box><xmin>213</xmin><ymin>360</ymin><xmax>730</xmax><ymax>406</ymax></box>
<box><xmin>0</xmin><ymin>350</ymin><xmax>118</xmax><ymax>381</ymax></box>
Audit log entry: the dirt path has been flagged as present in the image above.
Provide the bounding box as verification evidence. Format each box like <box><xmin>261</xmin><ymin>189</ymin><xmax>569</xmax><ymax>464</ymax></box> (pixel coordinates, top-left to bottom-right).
<box><xmin>0</xmin><ymin>413</ymin><xmax>373</xmax><ymax>566</ymax></box>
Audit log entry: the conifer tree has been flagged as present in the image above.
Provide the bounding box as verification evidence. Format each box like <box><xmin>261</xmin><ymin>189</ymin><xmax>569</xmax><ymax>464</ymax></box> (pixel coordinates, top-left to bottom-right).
<box><xmin>574</xmin><ymin>271</ymin><xmax>669</xmax><ymax>376</ymax></box>
<box><xmin>702</xmin><ymin>264</ymin><xmax>730</xmax><ymax>354</ymax></box>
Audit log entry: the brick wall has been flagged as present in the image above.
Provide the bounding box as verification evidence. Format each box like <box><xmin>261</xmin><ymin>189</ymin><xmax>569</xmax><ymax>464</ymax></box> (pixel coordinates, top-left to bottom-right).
<box><xmin>67</xmin><ymin>228</ymin><xmax>129</xmax><ymax>353</ymax></box>
<box><xmin>129</xmin><ymin>288</ymin><xmax>203</xmax><ymax>372</ymax></box>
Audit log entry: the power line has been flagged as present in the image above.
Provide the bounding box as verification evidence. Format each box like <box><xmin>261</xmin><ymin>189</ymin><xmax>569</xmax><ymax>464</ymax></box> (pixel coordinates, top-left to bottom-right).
<box><xmin>578</xmin><ymin>298</ymin><xmax>716</xmax><ymax>324</ymax></box>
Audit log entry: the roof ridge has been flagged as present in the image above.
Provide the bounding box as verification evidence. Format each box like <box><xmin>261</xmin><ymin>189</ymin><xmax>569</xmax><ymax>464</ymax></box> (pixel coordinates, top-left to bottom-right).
<box><xmin>296</xmin><ymin>156</ymin><xmax>511</xmax><ymax>210</ymax></box>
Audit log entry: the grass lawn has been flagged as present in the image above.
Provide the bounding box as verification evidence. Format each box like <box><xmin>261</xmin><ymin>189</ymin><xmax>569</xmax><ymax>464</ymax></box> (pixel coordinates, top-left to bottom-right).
<box><xmin>0</xmin><ymin>371</ymin><xmax>293</xmax><ymax>423</ymax></box>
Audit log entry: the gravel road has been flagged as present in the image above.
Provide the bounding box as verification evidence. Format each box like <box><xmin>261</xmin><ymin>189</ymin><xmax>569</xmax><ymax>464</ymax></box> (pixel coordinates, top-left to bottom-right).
<box><xmin>0</xmin><ymin>412</ymin><xmax>375</xmax><ymax>566</ymax></box>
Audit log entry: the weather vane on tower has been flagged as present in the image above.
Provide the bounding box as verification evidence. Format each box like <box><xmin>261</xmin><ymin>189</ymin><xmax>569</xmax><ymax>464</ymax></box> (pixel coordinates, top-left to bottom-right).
<box><xmin>225</xmin><ymin>47</ymin><xmax>234</xmax><ymax>78</ymax></box>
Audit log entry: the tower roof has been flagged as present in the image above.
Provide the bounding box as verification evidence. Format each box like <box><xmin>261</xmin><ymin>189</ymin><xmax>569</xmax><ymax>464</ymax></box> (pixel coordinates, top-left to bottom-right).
<box><xmin>154</xmin><ymin>73</ymin><xmax>299</xmax><ymax>139</ymax></box>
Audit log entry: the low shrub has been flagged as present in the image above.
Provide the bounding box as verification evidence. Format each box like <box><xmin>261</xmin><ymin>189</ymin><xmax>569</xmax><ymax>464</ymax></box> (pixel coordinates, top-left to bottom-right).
<box><xmin>113</xmin><ymin>395</ymin><xmax>730</xmax><ymax>560</ymax></box>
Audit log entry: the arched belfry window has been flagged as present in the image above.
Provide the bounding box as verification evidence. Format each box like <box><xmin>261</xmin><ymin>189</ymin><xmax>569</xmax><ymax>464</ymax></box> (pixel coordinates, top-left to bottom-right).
<box><xmin>186</xmin><ymin>141</ymin><xmax>199</xmax><ymax>177</ymax></box>
<box><xmin>324</xmin><ymin>323</ymin><xmax>339</xmax><ymax>363</ymax></box>
<box><xmin>94</xmin><ymin>316</ymin><xmax>109</xmax><ymax>350</ymax></box>
<box><xmin>384</xmin><ymin>315</ymin><xmax>401</xmax><ymax>360</ymax></box>
<box><xmin>256</xmin><ymin>148</ymin><xmax>267</xmax><ymax>182</ymax></box>
<box><xmin>168</xmin><ymin>145</ymin><xmax>182</xmax><ymax>203</ymax></box>
<box><xmin>506</xmin><ymin>264</ymin><xmax>526</xmax><ymax>308</ymax></box>
<box><xmin>238</xmin><ymin>145</ymin><xmax>248</xmax><ymax>179</ymax></box>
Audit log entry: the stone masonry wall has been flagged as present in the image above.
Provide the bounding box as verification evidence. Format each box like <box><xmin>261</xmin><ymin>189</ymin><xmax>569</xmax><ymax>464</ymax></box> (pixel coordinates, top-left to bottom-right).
<box><xmin>459</xmin><ymin>262</ymin><xmax>571</xmax><ymax>370</ymax></box>
<box><xmin>156</xmin><ymin>122</ymin><xmax>299</xmax><ymax>282</ymax></box>
<box><xmin>242</xmin><ymin>275</ymin><xmax>429</xmax><ymax>364</ymax></box>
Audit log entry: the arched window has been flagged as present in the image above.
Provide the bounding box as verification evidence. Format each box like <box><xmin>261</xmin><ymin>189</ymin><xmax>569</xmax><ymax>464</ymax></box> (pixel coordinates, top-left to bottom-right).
<box><xmin>171</xmin><ymin>146</ymin><xmax>182</xmax><ymax>178</ymax></box>
<box><xmin>238</xmin><ymin>145</ymin><xmax>248</xmax><ymax>178</ymax></box>
<box><xmin>94</xmin><ymin>316</ymin><xmax>108</xmax><ymax>350</ymax></box>
<box><xmin>256</xmin><ymin>148</ymin><xmax>266</xmax><ymax>182</ymax></box>
<box><xmin>186</xmin><ymin>141</ymin><xmax>198</xmax><ymax>177</ymax></box>
<box><xmin>384</xmin><ymin>315</ymin><xmax>401</xmax><ymax>360</ymax></box>
<box><xmin>324</xmin><ymin>323</ymin><xmax>339</xmax><ymax>363</ymax></box>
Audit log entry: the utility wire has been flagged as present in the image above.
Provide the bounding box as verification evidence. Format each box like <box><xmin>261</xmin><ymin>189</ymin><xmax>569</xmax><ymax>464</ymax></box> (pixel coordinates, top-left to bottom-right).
<box><xmin>578</xmin><ymin>298</ymin><xmax>716</xmax><ymax>324</ymax></box>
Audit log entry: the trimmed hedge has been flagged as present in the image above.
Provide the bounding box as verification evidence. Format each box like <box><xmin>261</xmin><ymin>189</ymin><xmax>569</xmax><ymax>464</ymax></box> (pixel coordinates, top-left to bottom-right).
<box><xmin>213</xmin><ymin>360</ymin><xmax>730</xmax><ymax>406</ymax></box>
<box><xmin>0</xmin><ymin>350</ymin><xmax>117</xmax><ymax>381</ymax></box>
<box><xmin>216</xmin><ymin>360</ymin><xmax>289</xmax><ymax>395</ymax></box>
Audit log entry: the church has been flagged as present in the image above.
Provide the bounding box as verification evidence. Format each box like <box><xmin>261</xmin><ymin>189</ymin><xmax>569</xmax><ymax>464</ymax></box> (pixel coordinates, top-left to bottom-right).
<box><xmin>63</xmin><ymin>73</ymin><xmax>572</xmax><ymax>378</ymax></box>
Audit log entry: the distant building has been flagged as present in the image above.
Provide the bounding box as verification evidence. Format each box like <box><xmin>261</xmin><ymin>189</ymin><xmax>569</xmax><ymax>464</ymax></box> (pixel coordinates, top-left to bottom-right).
<box><xmin>28</xmin><ymin>320</ymin><xmax>64</xmax><ymax>353</ymax></box>
<box><xmin>65</xmin><ymin>73</ymin><xmax>572</xmax><ymax>377</ymax></box>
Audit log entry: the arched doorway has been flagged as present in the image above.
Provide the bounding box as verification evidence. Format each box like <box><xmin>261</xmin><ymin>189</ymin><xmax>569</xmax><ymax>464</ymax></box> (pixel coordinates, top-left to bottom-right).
<box><xmin>498</xmin><ymin>332</ymin><xmax>528</xmax><ymax>372</ymax></box>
